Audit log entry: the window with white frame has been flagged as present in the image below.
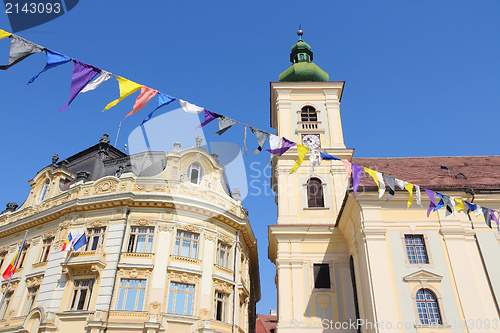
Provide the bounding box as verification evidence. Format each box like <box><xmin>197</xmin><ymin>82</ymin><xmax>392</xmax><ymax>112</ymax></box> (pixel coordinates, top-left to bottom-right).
<box><xmin>22</xmin><ymin>286</ymin><xmax>39</xmax><ymax>316</ymax></box>
<box><xmin>416</xmin><ymin>289</ymin><xmax>442</xmax><ymax>325</ymax></box>
<box><xmin>0</xmin><ymin>291</ymin><xmax>13</xmax><ymax>319</ymax></box>
<box><xmin>313</xmin><ymin>263</ymin><xmax>331</xmax><ymax>289</ymax></box>
<box><xmin>116</xmin><ymin>279</ymin><xmax>147</xmax><ymax>311</ymax></box>
<box><xmin>69</xmin><ymin>279</ymin><xmax>94</xmax><ymax>311</ymax></box>
<box><xmin>188</xmin><ymin>164</ymin><xmax>202</xmax><ymax>185</ymax></box>
<box><xmin>167</xmin><ymin>282</ymin><xmax>195</xmax><ymax>315</ymax></box>
<box><xmin>127</xmin><ymin>227</ymin><xmax>154</xmax><ymax>253</ymax></box>
<box><xmin>216</xmin><ymin>242</ymin><xmax>231</xmax><ymax>268</ymax></box>
<box><xmin>38</xmin><ymin>179</ymin><xmax>50</xmax><ymax>204</ymax></box>
<box><xmin>86</xmin><ymin>227</ymin><xmax>106</xmax><ymax>251</ymax></box>
<box><xmin>405</xmin><ymin>235</ymin><xmax>429</xmax><ymax>264</ymax></box>
<box><xmin>214</xmin><ymin>291</ymin><xmax>229</xmax><ymax>322</ymax></box>
<box><xmin>38</xmin><ymin>238</ymin><xmax>53</xmax><ymax>263</ymax></box>
<box><xmin>174</xmin><ymin>231</ymin><xmax>199</xmax><ymax>259</ymax></box>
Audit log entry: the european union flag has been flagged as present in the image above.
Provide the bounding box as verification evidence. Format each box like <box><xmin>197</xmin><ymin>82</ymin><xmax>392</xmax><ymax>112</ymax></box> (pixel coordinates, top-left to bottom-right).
<box><xmin>72</xmin><ymin>232</ymin><xmax>88</xmax><ymax>251</ymax></box>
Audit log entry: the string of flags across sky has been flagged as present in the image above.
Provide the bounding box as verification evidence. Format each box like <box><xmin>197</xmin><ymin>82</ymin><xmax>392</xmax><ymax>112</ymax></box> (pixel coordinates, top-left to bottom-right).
<box><xmin>1</xmin><ymin>29</ymin><xmax>498</xmax><ymax>230</ymax></box>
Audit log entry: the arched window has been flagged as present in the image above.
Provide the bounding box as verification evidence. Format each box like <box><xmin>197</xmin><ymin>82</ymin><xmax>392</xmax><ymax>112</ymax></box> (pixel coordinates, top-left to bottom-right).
<box><xmin>37</xmin><ymin>180</ymin><xmax>50</xmax><ymax>204</ymax></box>
<box><xmin>188</xmin><ymin>164</ymin><xmax>202</xmax><ymax>185</ymax></box>
<box><xmin>416</xmin><ymin>289</ymin><xmax>441</xmax><ymax>325</ymax></box>
<box><xmin>307</xmin><ymin>178</ymin><xmax>324</xmax><ymax>208</ymax></box>
<box><xmin>301</xmin><ymin>106</ymin><xmax>317</xmax><ymax>122</ymax></box>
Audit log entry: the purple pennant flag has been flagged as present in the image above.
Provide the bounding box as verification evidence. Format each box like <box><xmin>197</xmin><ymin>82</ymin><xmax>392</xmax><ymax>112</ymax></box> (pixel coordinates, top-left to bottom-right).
<box><xmin>352</xmin><ymin>164</ymin><xmax>363</xmax><ymax>196</ymax></box>
<box><xmin>489</xmin><ymin>209</ymin><xmax>498</xmax><ymax>228</ymax></box>
<box><xmin>425</xmin><ymin>188</ymin><xmax>436</xmax><ymax>217</ymax></box>
<box><xmin>60</xmin><ymin>60</ymin><xmax>101</xmax><ymax>111</ymax></box>
<box><xmin>266</xmin><ymin>138</ymin><xmax>296</xmax><ymax>156</ymax></box>
<box><xmin>195</xmin><ymin>109</ymin><xmax>220</xmax><ymax>130</ymax></box>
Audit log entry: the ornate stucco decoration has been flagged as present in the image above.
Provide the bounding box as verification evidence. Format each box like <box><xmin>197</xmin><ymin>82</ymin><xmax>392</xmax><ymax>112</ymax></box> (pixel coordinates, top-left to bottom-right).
<box><xmin>94</xmin><ymin>180</ymin><xmax>118</xmax><ymax>194</ymax></box>
<box><xmin>204</xmin><ymin>234</ymin><xmax>216</xmax><ymax>242</ymax></box>
<box><xmin>167</xmin><ymin>271</ymin><xmax>200</xmax><ymax>283</ymax></box>
<box><xmin>158</xmin><ymin>225</ymin><xmax>174</xmax><ymax>232</ymax></box>
<box><xmin>42</xmin><ymin>231</ymin><xmax>55</xmax><ymax>240</ymax></box>
<box><xmin>176</xmin><ymin>223</ymin><xmax>201</xmax><ymax>233</ymax></box>
<box><xmin>179</xmin><ymin>185</ymin><xmax>208</xmax><ymax>199</ymax></box>
<box><xmin>131</xmin><ymin>219</ymin><xmax>155</xmax><ymax>227</ymax></box>
<box><xmin>26</xmin><ymin>274</ymin><xmax>44</xmax><ymax>287</ymax></box>
<box><xmin>118</xmin><ymin>268</ymin><xmax>152</xmax><ymax>279</ymax></box>
<box><xmin>213</xmin><ymin>279</ymin><xmax>233</xmax><ymax>293</ymax></box>
<box><xmin>86</xmin><ymin>220</ymin><xmax>108</xmax><ymax>228</ymax></box>
<box><xmin>133</xmin><ymin>184</ymin><xmax>166</xmax><ymax>192</ymax></box>
<box><xmin>218</xmin><ymin>234</ymin><xmax>235</xmax><ymax>246</ymax></box>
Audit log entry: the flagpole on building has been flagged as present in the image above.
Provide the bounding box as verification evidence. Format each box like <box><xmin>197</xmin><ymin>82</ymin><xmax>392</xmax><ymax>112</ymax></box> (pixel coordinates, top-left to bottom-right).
<box><xmin>0</xmin><ymin>230</ymin><xmax>28</xmax><ymax>311</ymax></box>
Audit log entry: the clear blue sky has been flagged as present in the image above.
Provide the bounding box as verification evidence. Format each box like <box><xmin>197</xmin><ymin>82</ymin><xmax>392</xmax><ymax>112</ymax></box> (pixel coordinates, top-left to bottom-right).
<box><xmin>1</xmin><ymin>0</ymin><xmax>500</xmax><ymax>315</ymax></box>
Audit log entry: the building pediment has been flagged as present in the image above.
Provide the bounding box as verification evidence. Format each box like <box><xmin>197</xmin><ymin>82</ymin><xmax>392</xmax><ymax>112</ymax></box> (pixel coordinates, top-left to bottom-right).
<box><xmin>403</xmin><ymin>270</ymin><xmax>442</xmax><ymax>283</ymax></box>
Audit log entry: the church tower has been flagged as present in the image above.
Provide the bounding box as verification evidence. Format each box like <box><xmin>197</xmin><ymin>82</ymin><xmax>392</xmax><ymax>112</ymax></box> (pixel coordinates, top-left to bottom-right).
<box><xmin>268</xmin><ymin>29</ymin><xmax>357</xmax><ymax>332</ymax></box>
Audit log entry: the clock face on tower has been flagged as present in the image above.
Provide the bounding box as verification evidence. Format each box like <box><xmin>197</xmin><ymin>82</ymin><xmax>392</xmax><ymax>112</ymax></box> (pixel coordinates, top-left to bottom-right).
<box><xmin>301</xmin><ymin>134</ymin><xmax>321</xmax><ymax>149</ymax></box>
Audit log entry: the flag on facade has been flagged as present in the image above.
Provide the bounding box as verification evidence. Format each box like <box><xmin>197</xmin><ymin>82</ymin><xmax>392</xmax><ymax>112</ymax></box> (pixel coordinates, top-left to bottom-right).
<box><xmin>0</xmin><ymin>34</ymin><xmax>44</xmax><ymax>70</ymax></box>
<box><xmin>61</xmin><ymin>232</ymin><xmax>73</xmax><ymax>251</ymax></box>
<box><xmin>28</xmin><ymin>49</ymin><xmax>71</xmax><ymax>84</ymax></box>
<box><xmin>2</xmin><ymin>237</ymin><xmax>26</xmax><ymax>280</ymax></box>
<box><xmin>72</xmin><ymin>232</ymin><xmax>88</xmax><ymax>251</ymax></box>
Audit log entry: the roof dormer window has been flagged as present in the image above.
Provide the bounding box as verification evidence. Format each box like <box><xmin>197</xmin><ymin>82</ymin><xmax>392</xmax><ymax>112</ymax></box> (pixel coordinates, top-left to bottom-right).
<box><xmin>188</xmin><ymin>164</ymin><xmax>202</xmax><ymax>186</ymax></box>
<box><xmin>38</xmin><ymin>180</ymin><xmax>50</xmax><ymax>204</ymax></box>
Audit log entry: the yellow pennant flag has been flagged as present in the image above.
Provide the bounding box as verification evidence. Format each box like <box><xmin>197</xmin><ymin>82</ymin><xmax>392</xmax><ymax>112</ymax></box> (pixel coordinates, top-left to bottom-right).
<box><xmin>455</xmin><ymin>198</ymin><xmax>465</xmax><ymax>211</ymax></box>
<box><xmin>364</xmin><ymin>167</ymin><xmax>379</xmax><ymax>187</ymax></box>
<box><xmin>405</xmin><ymin>183</ymin><xmax>414</xmax><ymax>207</ymax></box>
<box><xmin>290</xmin><ymin>144</ymin><xmax>309</xmax><ymax>174</ymax></box>
<box><xmin>103</xmin><ymin>76</ymin><xmax>142</xmax><ymax>111</ymax></box>
<box><xmin>0</xmin><ymin>29</ymin><xmax>11</xmax><ymax>40</ymax></box>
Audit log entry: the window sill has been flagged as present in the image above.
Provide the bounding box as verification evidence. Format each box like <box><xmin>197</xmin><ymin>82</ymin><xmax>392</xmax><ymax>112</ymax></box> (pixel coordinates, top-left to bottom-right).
<box><xmin>415</xmin><ymin>323</ymin><xmax>451</xmax><ymax>329</ymax></box>
<box><xmin>32</xmin><ymin>262</ymin><xmax>47</xmax><ymax>269</ymax></box>
<box><xmin>171</xmin><ymin>255</ymin><xmax>201</xmax><ymax>266</ymax></box>
<box><xmin>121</xmin><ymin>252</ymin><xmax>154</xmax><ymax>259</ymax></box>
<box><xmin>304</xmin><ymin>207</ymin><xmax>329</xmax><ymax>210</ymax></box>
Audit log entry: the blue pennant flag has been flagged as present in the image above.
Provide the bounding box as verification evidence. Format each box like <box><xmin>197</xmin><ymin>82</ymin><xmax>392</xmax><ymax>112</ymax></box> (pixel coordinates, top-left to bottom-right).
<box><xmin>28</xmin><ymin>49</ymin><xmax>71</xmax><ymax>84</ymax></box>
<box><xmin>141</xmin><ymin>92</ymin><xmax>176</xmax><ymax>125</ymax></box>
<box><xmin>320</xmin><ymin>152</ymin><xmax>340</xmax><ymax>161</ymax></box>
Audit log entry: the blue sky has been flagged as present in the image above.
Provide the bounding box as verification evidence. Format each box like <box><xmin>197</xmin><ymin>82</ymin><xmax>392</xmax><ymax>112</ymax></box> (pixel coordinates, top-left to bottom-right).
<box><xmin>1</xmin><ymin>0</ymin><xmax>500</xmax><ymax>315</ymax></box>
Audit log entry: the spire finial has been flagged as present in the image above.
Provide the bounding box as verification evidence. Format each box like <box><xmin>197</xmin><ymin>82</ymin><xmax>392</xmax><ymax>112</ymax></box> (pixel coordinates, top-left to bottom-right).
<box><xmin>297</xmin><ymin>24</ymin><xmax>303</xmax><ymax>40</ymax></box>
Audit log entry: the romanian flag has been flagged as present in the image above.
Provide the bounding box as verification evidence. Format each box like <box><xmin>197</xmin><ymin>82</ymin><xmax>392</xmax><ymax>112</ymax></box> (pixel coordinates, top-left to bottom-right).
<box><xmin>2</xmin><ymin>237</ymin><xmax>26</xmax><ymax>281</ymax></box>
<box><xmin>61</xmin><ymin>232</ymin><xmax>73</xmax><ymax>251</ymax></box>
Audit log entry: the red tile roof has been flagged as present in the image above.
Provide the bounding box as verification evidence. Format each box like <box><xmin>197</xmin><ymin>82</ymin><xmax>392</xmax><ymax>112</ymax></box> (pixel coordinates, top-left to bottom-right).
<box><xmin>256</xmin><ymin>314</ymin><xmax>278</xmax><ymax>333</ymax></box>
<box><xmin>351</xmin><ymin>156</ymin><xmax>500</xmax><ymax>191</ymax></box>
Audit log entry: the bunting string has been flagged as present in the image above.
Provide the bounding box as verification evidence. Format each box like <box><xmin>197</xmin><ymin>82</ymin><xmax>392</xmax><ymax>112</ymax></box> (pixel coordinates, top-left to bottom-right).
<box><xmin>1</xmin><ymin>29</ymin><xmax>498</xmax><ymax>229</ymax></box>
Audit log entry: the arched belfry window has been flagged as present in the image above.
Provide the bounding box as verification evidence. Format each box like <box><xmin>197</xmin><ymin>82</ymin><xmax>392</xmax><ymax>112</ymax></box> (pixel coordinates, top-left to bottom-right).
<box><xmin>301</xmin><ymin>106</ymin><xmax>317</xmax><ymax>122</ymax></box>
<box><xmin>188</xmin><ymin>164</ymin><xmax>202</xmax><ymax>185</ymax></box>
<box><xmin>37</xmin><ymin>179</ymin><xmax>50</xmax><ymax>204</ymax></box>
<box><xmin>416</xmin><ymin>289</ymin><xmax>442</xmax><ymax>325</ymax></box>
<box><xmin>307</xmin><ymin>178</ymin><xmax>324</xmax><ymax>208</ymax></box>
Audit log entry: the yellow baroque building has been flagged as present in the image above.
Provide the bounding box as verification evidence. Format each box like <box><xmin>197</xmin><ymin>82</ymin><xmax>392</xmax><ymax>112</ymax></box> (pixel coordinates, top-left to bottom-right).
<box><xmin>268</xmin><ymin>31</ymin><xmax>500</xmax><ymax>333</ymax></box>
<box><xmin>0</xmin><ymin>134</ymin><xmax>260</xmax><ymax>333</ymax></box>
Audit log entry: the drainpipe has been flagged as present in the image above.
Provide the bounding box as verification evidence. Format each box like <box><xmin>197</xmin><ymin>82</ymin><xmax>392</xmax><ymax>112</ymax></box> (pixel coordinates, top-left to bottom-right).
<box><xmin>232</xmin><ymin>232</ymin><xmax>239</xmax><ymax>333</ymax></box>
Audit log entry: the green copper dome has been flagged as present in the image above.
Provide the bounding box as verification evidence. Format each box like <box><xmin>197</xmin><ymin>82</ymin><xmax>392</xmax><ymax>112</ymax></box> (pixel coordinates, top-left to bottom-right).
<box><xmin>279</xmin><ymin>31</ymin><xmax>329</xmax><ymax>82</ymax></box>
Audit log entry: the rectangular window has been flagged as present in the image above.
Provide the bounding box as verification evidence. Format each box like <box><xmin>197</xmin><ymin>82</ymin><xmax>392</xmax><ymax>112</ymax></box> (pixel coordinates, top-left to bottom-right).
<box><xmin>214</xmin><ymin>291</ymin><xmax>229</xmax><ymax>322</ymax></box>
<box><xmin>174</xmin><ymin>231</ymin><xmax>199</xmax><ymax>259</ymax></box>
<box><xmin>38</xmin><ymin>238</ymin><xmax>53</xmax><ymax>263</ymax></box>
<box><xmin>313</xmin><ymin>263</ymin><xmax>331</xmax><ymax>289</ymax></box>
<box><xmin>167</xmin><ymin>282</ymin><xmax>195</xmax><ymax>315</ymax></box>
<box><xmin>127</xmin><ymin>227</ymin><xmax>154</xmax><ymax>253</ymax></box>
<box><xmin>0</xmin><ymin>252</ymin><xmax>6</xmax><ymax>271</ymax></box>
<box><xmin>405</xmin><ymin>235</ymin><xmax>429</xmax><ymax>264</ymax></box>
<box><xmin>216</xmin><ymin>242</ymin><xmax>231</xmax><ymax>268</ymax></box>
<box><xmin>116</xmin><ymin>279</ymin><xmax>147</xmax><ymax>311</ymax></box>
<box><xmin>18</xmin><ymin>245</ymin><xmax>29</xmax><ymax>269</ymax></box>
<box><xmin>0</xmin><ymin>291</ymin><xmax>13</xmax><ymax>319</ymax></box>
<box><xmin>69</xmin><ymin>279</ymin><xmax>94</xmax><ymax>311</ymax></box>
<box><xmin>22</xmin><ymin>286</ymin><xmax>39</xmax><ymax>316</ymax></box>
<box><xmin>86</xmin><ymin>227</ymin><xmax>106</xmax><ymax>251</ymax></box>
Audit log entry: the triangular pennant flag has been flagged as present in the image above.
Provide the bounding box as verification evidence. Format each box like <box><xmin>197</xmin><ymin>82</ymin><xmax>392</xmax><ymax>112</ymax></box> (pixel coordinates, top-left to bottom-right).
<box><xmin>103</xmin><ymin>76</ymin><xmax>142</xmax><ymax>111</ymax></box>
<box><xmin>384</xmin><ymin>175</ymin><xmax>395</xmax><ymax>201</ymax></box>
<box><xmin>342</xmin><ymin>160</ymin><xmax>352</xmax><ymax>182</ymax></box>
<box><xmin>442</xmin><ymin>195</ymin><xmax>453</xmax><ymax>215</ymax></box>
<box><xmin>123</xmin><ymin>86</ymin><xmax>159</xmax><ymax>120</ymax></box>
<box><xmin>0</xmin><ymin>29</ymin><xmax>12</xmax><ymax>40</ymax></box>
<box><xmin>290</xmin><ymin>144</ymin><xmax>309</xmax><ymax>174</ymax></box>
<box><xmin>489</xmin><ymin>209</ymin><xmax>498</xmax><ymax>228</ymax></box>
<box><xmin>179</xmin><ymin>99</ymin><xmax>204</xmax><ymax>113</ymax></box>
<box><xmin>425</xmin><ymin>188</ymin><xmax>436</xmax><ymax>217</ymax></box>
<box><xmin>60</xmin><ymin>60</ymin><xmax>101</xmax><ymax>111</ymax></box>
<box><xmin>475</xmin><ymin>205</ymin><xmax>482</xmax><ymax>217</ymax></box>
<box><xmin>434</xmin><ymin>193</ymin><xmax>445</xmax><ymax>211</ymax></box>
<box><xmin>215</xmin><ymin>116</ymin><xmax>238</xmax><ymax>135</ymax></box>
<box><xmin>465</xmin><ymin>201</ymin><xmax>477</xmax><ymax>212</ymax></box>
<box><xmin>395</xmin><ymin>178</ymin><xmax>407</xmax><ymax>190</ymax></box>
<box><xmin>28</xmin><ymin>49</ymin><xmax>70</xmax><ymax>84</ymax></box>
<box><xmin>405</xmin><ymin>183</ymin><xmax>414</xmax><ymax>208</ymax></box>
<box><xmin>266</xmin><ymin>138</ymin><xmax>295</xmax><ymax>156</ymax></box>
<box><xmin>310</xmin><ymin>150</ymin><xmax>322</xmax><ymax>174</ymax></box>
<box><xmin>352</xmin><ymin>164</ymin><xmax>363</xmax><ymax>196</ymax></box>
<box><xmin>449</xmin><ymin>196</ymin><xmax>457</xmax><ymax>215</ymax></box>
<box><xmin>251</xmin><ymin>129</ymin><xmax>270</xmax><ymax>154</ymax></box>
<box><xmin>415</xmin><ymin>185</ymin><xmax>421</xmax><ymax>207</ymax></box>
<box><xmin>195</xmin><ymin>109</ymin><xmax>220</xmax><ymax>130</ymax></box>
<box><xmin>364</xmin><ymin>167</ymin><xmax>379</xmax><ymax>187</ymax></box>
<box><xmin>320</xmin><ymin>152</ymin><xmax>340</xmax><ymax>161</ymax></box>
<box><xmin>268</xmin><ymin>135</ymin><xmax>281</xmax><ymax>157</ymax></box>
<box><xmin>376</xmin><ymin>172</ymin><xmax>386</xmax><ymax>198</ymax></box>
<box><xmin>80</xmin><ymin>70</ymin><xmax>112</xmax><ymax>93</ymax></box>
<box><xmin>482</xmin><ymin>207</ymin><xmax>491</xmax><ymax>228</ymax></box>
<box><xmin>455</xmin><ymin>198</ymin><xmax>465</xmax><ymax>211</ymax></box>
<box><xmin>141</xmin><ymin>93</ymin><xmax>176</xmax><ymax>125</ymax></box>
<box><xmin>0</xmin><ymin>34</ymin><xmax>44</xmax><ymax>70</ymax></box>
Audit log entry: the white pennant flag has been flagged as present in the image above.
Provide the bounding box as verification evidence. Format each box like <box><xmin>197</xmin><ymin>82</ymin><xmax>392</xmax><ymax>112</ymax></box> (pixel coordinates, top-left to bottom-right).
<box><xmin>81</xmin><ymin>70</ymin><xmax>112</xmax><ymax>93</ymax></box>
<box><xmin>475</xmin><ymin>205</ymin><xmax>482</xmax><ymax>217</ymax></box>
<box><xmin>415</xmin><ymin>185</ymin><xmax>422</xmax><ymax>207</ymax></box>
<box><xmin>376</xmin><ymin>172</ymin><xmax>386</xmax><ymax>198</ymax></box>
<box><xmin>395</xmin><ymin>178</ymin><xmax>407</xmax><ymax>190</ymax></box>
<box><xmin>178</xmin><ymin>99</ymin><xmax>204</xmax><ymax>113</ymax></box>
